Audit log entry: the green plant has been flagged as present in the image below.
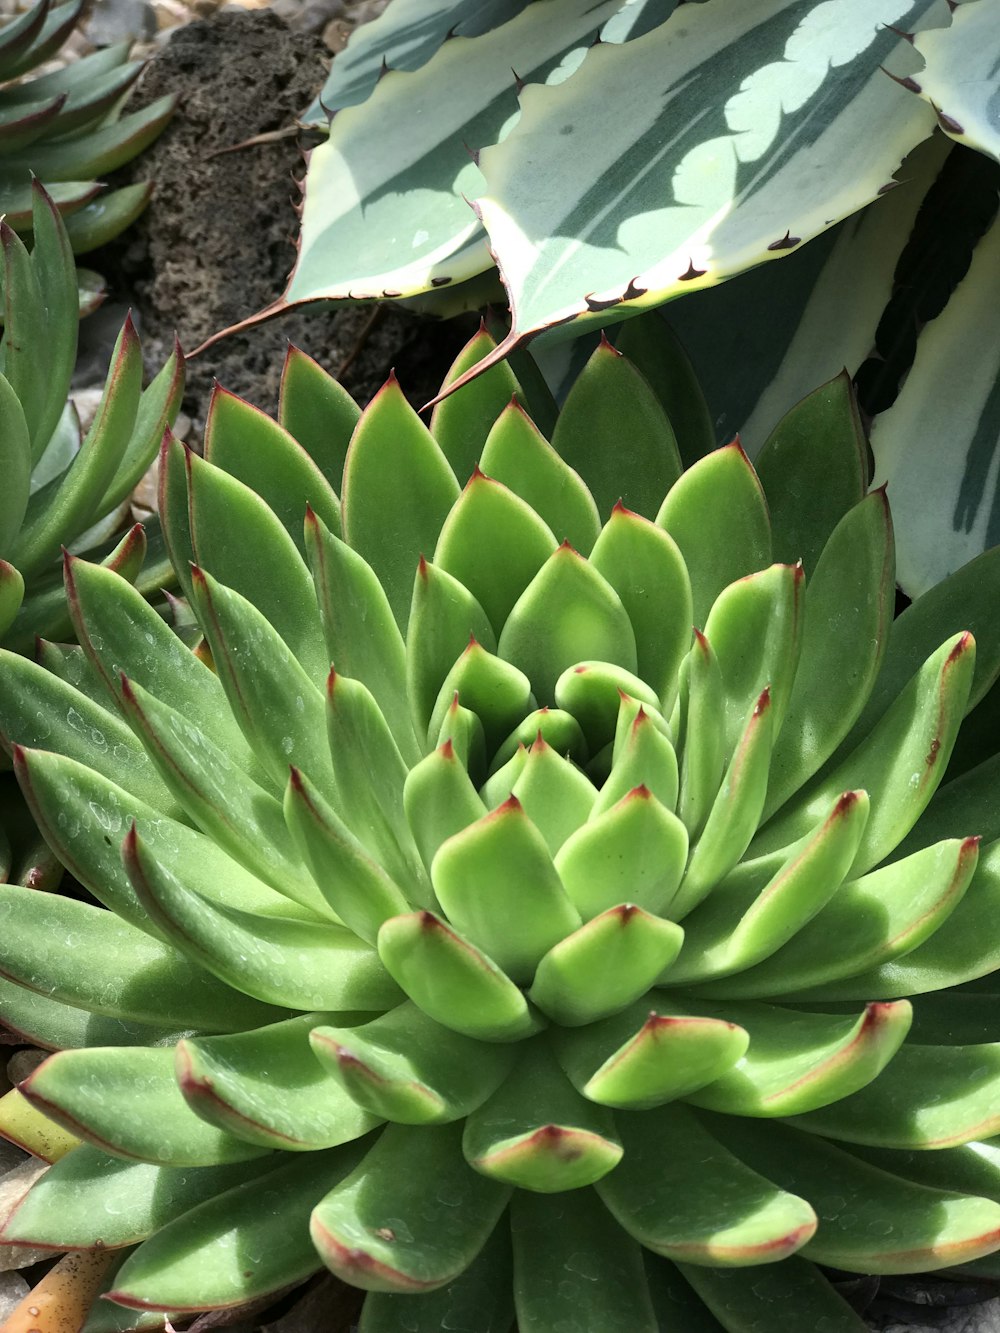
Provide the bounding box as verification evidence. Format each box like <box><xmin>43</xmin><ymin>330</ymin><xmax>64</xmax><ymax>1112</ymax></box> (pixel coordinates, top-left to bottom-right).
<box><xmin>0</xmin><ymin>0</ymin><xmax>175</xmax><ymax>269</ymax></box>
<box><xmin>2</xmin><ymin>329</ymin><xmax>1000</xmax><ymax>1332</ymax></box>
<box><xmin>239</xmin><ymin>0</ymin><xmax>1000</xmax><ymax>597</ymax></box>
<box><xmin>0</xmin><ymin>181</ymin><xmax>184</xmax><ymax>656</ymax></box>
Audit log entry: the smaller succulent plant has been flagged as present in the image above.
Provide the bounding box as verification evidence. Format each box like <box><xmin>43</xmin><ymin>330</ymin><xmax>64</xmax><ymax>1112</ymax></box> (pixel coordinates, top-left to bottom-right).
<box><xmin>1</xmin><ymin>329</ymin><xmax>1000</xmax><ymax>1333</ymax></box>
<box><xmin>0</xmin><ymin>181</ymin><xmax>184</xmax><ymax>655</ymax></box>
<box><xmin>0</xmin><ymin>0</ymin><xmax>175</xmax><ymax>257</ymax></box>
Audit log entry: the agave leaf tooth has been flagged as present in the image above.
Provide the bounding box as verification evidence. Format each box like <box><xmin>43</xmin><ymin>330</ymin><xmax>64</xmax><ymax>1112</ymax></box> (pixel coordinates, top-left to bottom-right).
<box><xmin>184</xmin><ymin>451</ymin><xmax>328</xmax><ymax>684</ymax></box>
<box><xmin>119</xmin><ymin>677</ymin><xmax>328</xmax><ymax>916</ymax></box>
<box><xmin>678</xmin><ymin>1256</ymin><xmax>870</xmax><ymax>1330</ymax></box>
<box><xmin>597</xmin><ymin>1103</ymin><xmax>816</xmax><ymax>1267</ymax></box>
<box><xmin>700</xmin><ymin>836</ymin><xmax>980</xmax><ymax>1002</ymax></box>
<box><xmin>530</xmin><ymin>905</ymin><xmax>684</xmax><ymax>1027</ymax></box>
<box><xmin>434</xmin><ymin>468</ymin><xmax>556</xmax><ymax>637</ymax></box>
<box><xmin>555</xmin><ymin>786</ymin><xmax>687</xmax><ymax>921</ymax></box>
<box><xmin>177</xmin><ymin>1015</ymin><xmax>380</xmax><ymax>1151</ymax></box>
<box><xmin>757</xmin><ymin>631</ymin><xmax>976</xmax><ymax>872</ymax></box>
<box><xmin>0</xmin><ymin>559</ymin><xmax>24</xmax><ymax>637</ymax></box>
<box><xmin>675</xmin><ymin>629</ymin><xmax>726</xmax><ymax>839</ymax></box>
<box><xmin>108</xmin><ymin>1143</ymin><xmax>369</xmax><ymax>1312</ymax></box>
<box><xmin>554</xmin><ymin>661</ymin><xmax>660</xmax><ymax>755</ymax></box>
<box><xmin>656</xmin><ymin>443</ymin><xmax>771</xmax><ymax>629</ymax></box>
<box><xmin>498</xmin><ymin>543</ymin><xmax>638</xmax><ymax>704</ymax></box>
<box><xmin>430</xmin><ymin>324</ymin><xmax>525</xmax><ymax>484</ymax></box>
<box><xmin>550</xmin><ymin>996</ymin><xmax>748</xmax><ymax>1111</ymax></box>
<box><xmin>787</xmin><ymin>1041</ymin><xmax>1000</xmax><ymax>1151</ymax></box>
<box><xmin>427</xmin><ymin>637</ymin><xmax>534</xmax><ymax>758</ymax></box>
<box><xmin>913</xmin><ymin>2</ymin><xmax>1000</xmax><ymax>163</ymax></box>
<box><xmin>431</xmin><ymin>797</ymin><xmax>581</xmax><ymax>984</ymax></box>
<box><xmin>492</xmin><ymin>706</ymin><xmax>589</xmax><ymax>772</ymax></box>
<box><xmin>358</xmin><ymin>1217</ymin><xmax>514</xmax><ymax>1333</ymax></box>
<box><xmin>342</xmin><ymin>374</ymin><xmax>459</xmax><ymax>633</ymax></box>
<box><xmin>406</xmin><ymin>556</ymin><xmax>497</xmax><ymax>738</ymax></box>
<box><xmin>404</xmin><ymin>740</ymin><xmax>489</xmax><ymax>873</ymax></box>
<box><xmin>189</xmin><ymin>567</ymin><xmax>333</xmax><ymax>792</ymax></box>
<box><xmin>377</xmin><ymin>911</ymin><xmax>542</xmax><ymax>1042</ymax></box>
<box><xmin>0</xmin><ymin>373</ymin><xmax>32</xmax><ymax>551</ymax></box>
<box><xmin>589</xmin><ymin>503</ymin><xmax>692</xmax><ymax>704</ymax></box>
<box><xmin>0</xmin><ymin>655</ymin><xmax>175</xmax><ymax>813</ymax></box>
<box><xmin>593</xmin><ymin>705</ymin><xmax>679</xmax><ymax>818</ymax></box>
<box><xmin>0</xmin><ymin>1146</ymin><xmax>279</xmax><ymax>1250</ymax></box>
<box><xmin>311</xmin><ymin>1122</ymin><xmax>511</xmax><ymax>1294</ymax></box>
<box><xmin>512</xmin><ymin>1186</ymin><xmax>657</xmax><ymax>1332</ymax></box>
<box><xmin>704</xmin><ymin>562</ymin><xmax>804</xmax><ymax>754</ymax></box>
<box><xmin>11</xmin><ymin>314</ymin><xmax>142</xmax><ymax>579</ymax></box>
<box><xmin>479</xmin><ymin>741</ymin><xmax>527</xmax><ymax>810</ymax></box>
<box><xmin>510</xmin><ymin>734</ymin><xmax>597</xmax><ymax>853</ymax></box>
<box><xmin>204</xmin><ymin>385</ymin><xmax>341</xmax><ymax>553</ymax></box>
<box><xmin>754</xmin><ymin>371</ymin><xmax>868</xmax><ymax>576</ymax></box>
<box><xmin>305</xmin><ymin>510</ymin><xmax>417</xmax><ymax>764</ymax></box>
<box><xmin>668</xmin><ymin>790</ymin><xmax>870</xmax><ymax>985</ymax></box>
<box><xmin>64</xmin><ymin>555</ymin><xmax>260</xmax><ymax>778</ymax></box>
<box><xmin>761</xmin><ymin>489</ymin><xmax>895</xmax><ymax>820</ymax></box>
<box><xmin>463</xmin><ymin>1039</ymin><xmax>622</xmax><ymax>1191</ymax></box>
<box><xmin>707</xmin><ymin>1114</ymin><xmax>1000</xmax><ymax>1275</ymax></box>
<box><xmin>22</xmin><ymin>1047</ymin><xmax>272</xmax><ymax>1167</ymax></box>
<box><xmin>0</xmin><ymin>975</ymin><xmax>193</xmax><ymax>1053</ymax></box>
<box><xmin>550</xmin><ymin>336</ymin><xmax>682</xmax><ymax>522</ymax></box>
<box><xmin>478</xmin><ymin>398</ymin><xmax>602</xmax><ymax>554</ymax></box>
<box><xmin>312</xmin><ymin>1002</ymin><xmax>515</xmax><ymax>1126</ymax></box>
<box><xmin>277</xmin><ymin>344</ymin><xmax>360</xmax><ymax>491</ymax></box>
<box><xmin>681</xmin><ymin>998</ymin><xmax>911</xmax><ymax>1118</ymax></box>
<box><xmin>124</xmin><ymin>824</ymin><xmax>402</xmax><ymax>1012</ymax></box>
<box><xmin>326</xmin><ymin>668</ymin><xmax>425</xmax><ymax>889</ymax></box>
<box><xmin>285</xmin><ymin>766</ymin><xmax>415</xmax><ymax>937</ymax></box>
<box><xmin>673</xmin><ymin>688</ymin><xmax>775</xmax><ymax>920</ymax></box>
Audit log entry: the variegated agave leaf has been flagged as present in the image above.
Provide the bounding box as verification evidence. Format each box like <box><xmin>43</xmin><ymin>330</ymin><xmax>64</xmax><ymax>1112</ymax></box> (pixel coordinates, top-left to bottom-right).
<box><xmin>912</xmin><ymin>0</ymin><xmax>1000</xmax><ymax>164</ymax></box>
<box><xmin>3</xmin><ymin>331</ymin><xmax>1000</xmax><ymax>1331</ymax></box>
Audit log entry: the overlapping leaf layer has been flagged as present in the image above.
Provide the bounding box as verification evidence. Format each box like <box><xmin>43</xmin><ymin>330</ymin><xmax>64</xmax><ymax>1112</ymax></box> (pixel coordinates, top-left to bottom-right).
<box><xmin>2</xmin><ymin>331</ymin><xmax>1000</xmax><ymax>1332</ymax></box>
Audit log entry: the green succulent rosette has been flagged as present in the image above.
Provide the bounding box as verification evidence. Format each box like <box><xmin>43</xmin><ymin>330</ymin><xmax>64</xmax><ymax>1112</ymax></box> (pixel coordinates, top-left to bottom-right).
<box><xmin>2</xmin><ymin>328</ymin><xmax>1000</xmax><ymax>1332</ymax></box>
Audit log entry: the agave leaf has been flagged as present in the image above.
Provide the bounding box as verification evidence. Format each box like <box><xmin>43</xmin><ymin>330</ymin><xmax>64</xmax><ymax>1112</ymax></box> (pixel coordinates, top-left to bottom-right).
<box><xmin>708</xmin><ymin>1114</ymin><xmax>1000</xmax><ymax>1272</ymax></box>
<box><xmin>35</xmin><ymin>59</ymin><xmax>143</xmax><ymax>138</ymax></box>
<box><xmin>289</xmin><ymin>0</ymin><xmax>621</xmax><ymax>305</ymax></box>
<box><xmin>614</xmin><ymin>312</ymin><xmax>716</xmax><ymax>470</ymax></box>
<box><xmin>592</xmin><ymin>703</ymin><xmax>678</xmax><ymax>816</ymax></box>
<box><xmin>0</xmin><ymin>0</ymin><xmax>52</xmax><ymax>72</ymax></box>
<box><xmin>99</xmin><ymin>339</ymin><xmax>185</xmax><ymax>513</ymax></box>
<box><xmin>342</xmin><ymin>376</ymin><xmax>459</xmax><ymax>632</ymax></box>
<box><xmin>123</xmin><ymin>824</ymin><xmax>402</xmax><ymax>1012</ymax></box>
<box><xmin>63</xmin><ymin>181</ymin><xmax>155</xmax><ymax>254</ymax></box>
<box><xmin>0</xmin><ymin>975</ymin><xmax>192</xmax><ymax>1052</ymax></box>
<box><xmin>507</xmin><ymin>735</ymin><xmax>596</xmax><ymax>852</ymax></box>
<box><xmin>377</xmin><ymin>911</ymin><xmax>542</xmax><ymax>1041</ymax></box>
<box><xmin>681</xmin><ymin>999</ymin><xmax>912</xmax><ymax>1117</ymax></box>
<box><xmin>311</xmin><ymin>1122</ymin><xmax>511</xmax><ymax>1293</ymax></box>
<box><xmin>1</xmin><ymin>1147</ymin><xmax>277</xmax><ymax>1249</ymax></box>
<box><xmin>108</xmin><ymin>1145</ymin><xmax>369</xmax><ymax>1312</ymax></box>
<box><xmin>871</xmin><ymin>203</ymin><xmax>1000</xmax><ymax>597</ymax></box>
<box><xmin>0</xmin><ymin>37</ymin><xmax>131</xmax><ymax>102</ymax></box>
<box><xmin>406</xmin><ymin>557</ymin><xmax>497</xmax><ymax>736</ymax></box>
<box><xmin>277</xmin><ymin>344</ymin><xmax>360</xmax><ymax>490</ymax></box>
<box><xmin>0</xmin><ymin>374</ymin><xmax>31</xmax><ymax>550</ymax></box>
<box><xmin>674</xmin><ymin>631</ymin><xmax>726</xmax><ymax>838</ymax></box>
<box><xmin>473</xmin><ymin>0</ymin><xmax>941</xmax><ymax>351</ymax></box>
<box><xmin>530</xmin><ymin>904</ymin><xmax>684</xmax><ymax>1026</ymax></box>
<box><xmin>785</xmin><ymin>1041</ymin><xmax>1000</xmax><ymax>1149</ymax></box>
<box><xmin>177</xmin><ymin>1014</ymin><xmax>381</xmax><ymax>1150</ymax></box>
<box><xmin>555</xmin><ymin>785</ymin><xmax>687</xmax><ymax>922</ymax></box>
<box><xmin>678</xmin><ymin>1256</ymin><xmax>870</xmax><ymax>1330</ymax></box>
<box><xmin>428</xmin><ymin>638</ymin><xmax>534</xmax><ymax>757</ymax></box>
<box><xmin>358</xmin><ymin>1219</ymin><xmax>513</xmax><ymax>1333</ymax></box>
<box><xmin>434</xmin><ymin>693</ymin><xmax>487</xmax><ymax>777</ymax></box>
<box><xmin>512</xmin><ymin>1188</ymin><xmax>657</xmax><ymax>1332</ymax></box>
<box><xmin>432</xmin><ymin>796</ymin><xmax>580</xmax><ymax>983</ymax></box>
<box><xmin>22</xmin><ymin>1046</ymin><xmax>272</xmax><ymax>1166</ymax></box>
<box><xmin>305</xmin><ymin>511</ymin><xmax>417</xmax><ymax>761</ymax></box>
<box><xmin>669</xmin><ymin>790</ymin><xmax>870</xmax><ymax>985</ymax></box>
<box><xmin>311</xmin><ymin>1001</ymin><xmax>515</xmax><ymax>1125</ymax></box>
<box><xmin>4</xmin><ymin>95</ymin><xmax>176</xmax><ymax>183</ymax></box>
<box><xmin>0</xmin><ymin>559</ymin><xmax>24</xmax><ymax>636</ymax></box>
<box><xmin>478</xmin><ymin>398</ymin><xmax>601</xmax><ymax>553</ymax></box>
<box><xmin>403</xmin><ymin>740</ymin><xmax>488</xmax><ymax>871</ymax></box>
<box><xmin>656</xmin><ymin>443</ymin><xmax>771</xmax><ymax>629</ymax></box>
<box><xmin>846</xmin><ymin>1138</ymin><xmax>1000</xmax><ymax>1202</ymax></box>
<box><xmin>551</xmin><ymin>997</ymin><xmax>748</xmax><ymax>1110</ymax></box>
<box><xmin>913</xmin><ymin>1</ymin><xmax>1000</xmax><ymax>163</ymax></box>
<box><xmin>598</xmin><ymin>1102</ymin><xmax>816</xmax><ymax>1266</ymax></box>
<box><xmin>589</xmin><ymin>504</ymin><xmax>692</xmax><ymax>704</ymax></box>
<box><xmin>22</xmin><ymin>179</ymin><xmax>78</xmax><ymax>453</ymax></box>
<box><xmin>1</xmin><ymin>0</ymin><xmax>83</xmax><ymax>80</ymax></box>
<box><xmin>204</xmin><ymin>386</ymin><xmax>341</xmax><ymax>555</ymax></box>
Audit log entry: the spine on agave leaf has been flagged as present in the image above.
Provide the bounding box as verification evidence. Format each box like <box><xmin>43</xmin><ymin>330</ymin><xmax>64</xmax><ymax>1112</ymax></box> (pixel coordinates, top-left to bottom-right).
<box><xmin>2</xmin><ymin>325</ymin><xmax>1000</xmax><ymax>1333</ymax></box>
